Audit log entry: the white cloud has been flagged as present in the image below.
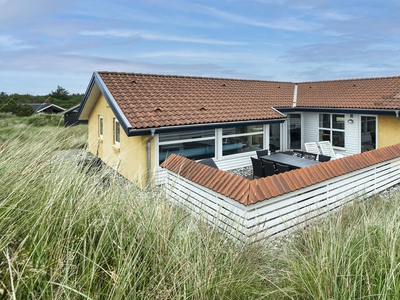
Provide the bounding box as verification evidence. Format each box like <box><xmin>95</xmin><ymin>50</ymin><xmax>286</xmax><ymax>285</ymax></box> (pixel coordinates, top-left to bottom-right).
<box><xmin>201</xmin><ymin>6</ymin><xmax>319</xmax><ymax>32</ymax></box>
<box><xmin>80</xmin><ymin>30</ymin><xmax>246</xmax><ymax>45</ymax></box>
<box><xmin>0</xmin><ymin>34</ymin><xmax>34</xmax><ymax>50</ymax></box>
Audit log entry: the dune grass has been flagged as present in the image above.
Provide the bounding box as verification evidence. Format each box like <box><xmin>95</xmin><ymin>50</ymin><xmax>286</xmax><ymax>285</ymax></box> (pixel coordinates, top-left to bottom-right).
<box><xmin>0</xmin><ymin>116</ymin><xmax>268</xmax><ymax>299</ymax></box>
<box><xmin>1</xmin><ymin>114</ymin><xmax>400</xmax><ymax>299</ymax></box>
<box><xmin>261</xmin><ymin>192</ymin><xmax>400</xmax><ymax>300</ymax></box>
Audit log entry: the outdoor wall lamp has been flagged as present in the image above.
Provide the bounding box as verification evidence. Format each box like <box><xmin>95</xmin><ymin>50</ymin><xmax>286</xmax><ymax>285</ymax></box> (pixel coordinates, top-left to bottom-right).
<box><xmin>347</xmin><ymin>119</ymin><xmax>354</xmax><ymax>124</ymax></box>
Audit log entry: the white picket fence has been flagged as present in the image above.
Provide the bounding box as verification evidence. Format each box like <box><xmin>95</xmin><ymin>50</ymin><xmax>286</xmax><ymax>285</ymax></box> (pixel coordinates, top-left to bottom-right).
<box><xmin>163</xmin><ymin>157</ymin><xmax>400</xmax><ymax>244</ymax></box>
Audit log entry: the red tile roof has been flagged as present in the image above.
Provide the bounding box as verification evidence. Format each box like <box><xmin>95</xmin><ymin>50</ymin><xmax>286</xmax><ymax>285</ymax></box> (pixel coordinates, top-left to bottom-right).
<box><xmin>161</xmin><ymin>143</ymin><xmax>400</xmax><ymax>206</ymax></box>
<box><xmin>98</xmin><ymin>72</ymin><xmax>293</xmax><ymax>129</ymax></box>
<box><xmin>297</xmin><ymin>76</ymin><xmax>400</xmax><ymax>110</ymax></box>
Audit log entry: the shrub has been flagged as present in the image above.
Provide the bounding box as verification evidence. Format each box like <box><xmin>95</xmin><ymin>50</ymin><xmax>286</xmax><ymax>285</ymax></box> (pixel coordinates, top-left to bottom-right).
<box><xmin>26</xmin><ymin>113</ymin><xmax>64</xmax><ymax>127</ymax></box>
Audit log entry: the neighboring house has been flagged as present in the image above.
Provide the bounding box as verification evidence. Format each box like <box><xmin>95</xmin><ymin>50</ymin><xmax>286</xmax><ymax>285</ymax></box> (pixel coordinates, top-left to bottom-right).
<box><xmin>63</xmin><ymin>103</ymin><xmax>88</xmax><ymax>126</ymax></box>
<box><xmin>78</xmin><ymin>72</ymin><xmax>400</xmax><ymax>188</ymax></box>
<box><xmin>29</xmin><ymin>102</ymin><xmax>65</xmax><ymax>114</ymax></box>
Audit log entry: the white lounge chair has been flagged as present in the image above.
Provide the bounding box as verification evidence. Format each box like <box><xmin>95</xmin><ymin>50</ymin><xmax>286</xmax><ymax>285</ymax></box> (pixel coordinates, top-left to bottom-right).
<box><xmin>304</xmin><ymin>142</ymin><xmax>320</xmax><ymax>155</ymax></box>
<box><xmin>318</xmin><ymin>141</ymin><xmax>344</xmax><ymax>159</ymax></box>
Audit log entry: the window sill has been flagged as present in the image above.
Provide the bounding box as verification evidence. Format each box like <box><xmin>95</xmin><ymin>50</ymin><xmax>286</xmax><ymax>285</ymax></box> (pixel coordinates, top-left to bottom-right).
<box><xmin>112</xmin><ymin>144</ymin><xmax>120</xmax><ymax>152</ymax></box>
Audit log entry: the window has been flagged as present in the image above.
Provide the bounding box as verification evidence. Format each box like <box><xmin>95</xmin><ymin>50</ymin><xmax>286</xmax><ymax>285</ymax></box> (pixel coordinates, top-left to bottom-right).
<box><xmin>361</xmin><ymin>116</ymin><xmax>376</xmax><ymax>152</ymax></box>
<box><xmin>319</xmin><ymin>114</ymin><xmax>345</xmax><ymax>147</ymax></box>
<box><xmin>99</xmin><ymin>115</ymin><xmax>103</xmax><ymax>139</ymax></box>
<box><xmin>157</xmin><ymin>124</ymin><xmax>270</xmax><ymax>164</ymax></box>
<box><xmin>158</xmin><ymin>129</ymin><xmax>215</xmax><ymax>163</ymax></box>
<box><xmin>114</xmin><ymin>118</ymin><xmax>120</xmax><ymax>146</ymax></box>
<box><xmin>222</xmin><ymin>125</ymin><xmax>263</xmax><ymax>156</ymax></box>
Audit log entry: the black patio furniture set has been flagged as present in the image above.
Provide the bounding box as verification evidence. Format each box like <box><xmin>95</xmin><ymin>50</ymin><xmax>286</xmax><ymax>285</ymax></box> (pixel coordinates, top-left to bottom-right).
<box><xmin>251</xmin><ymin>149</ymin><xmax>330</xmax><ymax>179</ymax></box>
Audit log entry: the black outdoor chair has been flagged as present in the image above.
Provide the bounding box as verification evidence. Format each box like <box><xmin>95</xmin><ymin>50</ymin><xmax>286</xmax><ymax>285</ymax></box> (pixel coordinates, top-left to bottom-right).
<box><xmin>302</xmin><ymin>152</ymin><xmax>317</xmax><ymax>161</ymax></box>
<box><xmin>251</xmin><ymin>157</ymin><xmax>265</xmax><ymax>179</ymax></box>
<box><xmin>292</xmin><ymin>150</ymin><xmax>304</xmax><ymax>157</ymax></box>
<box><xmin>261</xmin><ymin>159</ymin><xmax>277</xmax><ymax>177</ymax></box>
<box><xmin>198</xmin><ymin>158</ymin><xmax>219</xmax><ymax>169</ymax></box>
<box><xmin>276</xmin><ymin>162</ymin><xmax>290</xmax><ymax>174</ymax></box>
<box><xmin>318</xmin><ymin>154</ymin><xmax>331</xmax><ymax>162</ymax></box>
<box><xmin>256</xmin><ymin>149</ymin><xmax>269</xmax><ymax>158</ymax></box>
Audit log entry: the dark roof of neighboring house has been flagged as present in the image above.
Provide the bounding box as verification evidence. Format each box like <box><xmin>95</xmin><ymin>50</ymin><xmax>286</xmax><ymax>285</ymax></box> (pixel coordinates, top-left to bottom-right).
<box><xmin>296</xmin><ymin>76</ymin><xmax>400</xmax><ymax>110</ymax></box>
<box><xmin>62</xmin><ymin>103</ymin><xmax>81</xmax><ymax>114</ymax></box>
<box><xmin>29</xmin><ymin>103</ymin><xmax>65</xmax><ymax>113</ymax></box>
<box><xmin>161</xmin><ymin>143</ymin><xmax>400</xmax><ymax>206</ymax></box>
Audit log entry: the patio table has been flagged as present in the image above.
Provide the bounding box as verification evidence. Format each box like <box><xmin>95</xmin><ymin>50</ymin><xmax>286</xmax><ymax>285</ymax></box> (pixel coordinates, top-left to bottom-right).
<box><xmin>260</xmin><ymin>153</ymin><xmax>320</xmax><ymax>169</ymax></box>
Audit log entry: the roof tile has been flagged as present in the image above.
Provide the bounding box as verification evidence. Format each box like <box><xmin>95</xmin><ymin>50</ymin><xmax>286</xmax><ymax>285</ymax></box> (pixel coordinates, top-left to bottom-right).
<box><xmin>296</xmin><ymin>76</ymin><xmax>400</xmax><ymax>110</ymax></box>
<box><xmin>98</xmin><ymin>72</ymin><xmax>291</xmax><ymax>129</ymax></box>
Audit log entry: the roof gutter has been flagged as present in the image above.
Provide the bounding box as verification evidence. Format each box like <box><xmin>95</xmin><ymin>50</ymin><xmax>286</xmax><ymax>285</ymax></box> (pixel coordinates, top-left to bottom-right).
<box><xmin>128</xmin><ymin>118</ymin><xmax>286</xmax><ymax>136</ymax></box>
<box><xmin>280</xmin><ymin>107</ymin><xmax>400</xmax><ymax>116</ymax></box>
<box><xmin>147</xmin><ymin>129</ymin><xmax>156</xmax><ymax>187</ymax></box>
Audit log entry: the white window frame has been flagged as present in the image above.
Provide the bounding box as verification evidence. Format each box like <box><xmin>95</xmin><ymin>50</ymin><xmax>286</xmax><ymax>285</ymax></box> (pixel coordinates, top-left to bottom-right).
<box><xmin>319</xmin><ymin>113</ymin><xmax>345</xmax><ymax>148</ymax></box>
<box><xmin>156</xmin><ymin>125</ymin><xmax>271</xmax><ymax>165</ymax></box>
<box><xmin>220</xmin><ymin>125</ymin><xmax>264</xmax><ymax>157</ymax></box>
<box><xmin>114</xmin><ymin>118</ymin><xmax>120</xmax><ymax>146</ymax></box>
<box><xmin>99</xmin><ymin>115</ymin><xmax>103</xmax><ymax>139</ymax></box>
<box><xmin>158</xmin><ymin>129</ymin><xmax>216</xmax><ymax>163</ymax></box>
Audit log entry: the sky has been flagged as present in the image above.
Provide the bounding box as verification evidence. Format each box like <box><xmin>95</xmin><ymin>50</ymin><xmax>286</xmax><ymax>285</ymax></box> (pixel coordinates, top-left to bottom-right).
<box><xmin>1</xmin><ymin>0</ymin><xmax>400</xmax><ymax>95</ymax></box>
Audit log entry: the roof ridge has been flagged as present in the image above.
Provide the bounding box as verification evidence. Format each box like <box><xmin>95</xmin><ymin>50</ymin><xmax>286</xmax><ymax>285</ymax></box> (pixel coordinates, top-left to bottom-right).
<box><xmin>298</xmin><ymin>75</ymin><xmax>400</xmax><ymax>84</ymax></box>
<box><xmin>161</xmin><ymin>144</ymin><xmax>400</xmax><ymax>206</ymax></box>
<box><xmin>98</xmin><ymin>71</ymin><xmax>400</xmax><ymax>84</ymax></box>
<box><xmin>97</xmin><ymin>71</ymin><xmax>294</xmax><ymax>83</ymax></box>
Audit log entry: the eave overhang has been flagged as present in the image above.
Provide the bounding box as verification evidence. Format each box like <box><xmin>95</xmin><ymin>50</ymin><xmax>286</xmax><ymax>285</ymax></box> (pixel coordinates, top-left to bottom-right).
<box><xmin>278</xmin><ymin>107</ymin><xmax>400</xmax><ymax>116</ymax></box>
<box><xmin>127</xmin><ymin>118</ymin><xmax>286</xmax><ymax>136</ymax></box>
<box><xmin>77</xmin><ymin>72</ymin><xmax>133</xmax><ymax>136</ymax></box>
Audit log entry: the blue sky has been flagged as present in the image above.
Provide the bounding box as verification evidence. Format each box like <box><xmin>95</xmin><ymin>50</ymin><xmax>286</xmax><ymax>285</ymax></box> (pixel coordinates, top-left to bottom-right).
<box><xmin>1</xmin><ymin>0</ymin><xmax>400</xmax><ymax>95</ymax></box>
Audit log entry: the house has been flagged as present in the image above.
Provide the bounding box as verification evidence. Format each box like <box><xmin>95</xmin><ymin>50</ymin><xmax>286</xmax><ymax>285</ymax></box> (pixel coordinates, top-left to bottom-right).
<box><xmin>29</xmin><ymin>101</ymin><xmax>65</xmax><ymax>114</ymax></box>
<box><xmin>78</xmin><ymin>71</ymin><xmax>400</xmax><ymax>188</ymax></box>
<box><xmin>63</xmin><ymin>103</ymin><xmax>88</xmax><ymax>126</ymax></box>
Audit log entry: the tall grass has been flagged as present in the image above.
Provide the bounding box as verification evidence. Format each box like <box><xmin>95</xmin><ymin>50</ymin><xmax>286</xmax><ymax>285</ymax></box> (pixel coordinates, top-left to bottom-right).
<box><xmin>262</xmin><ymin>194</ymin><xmax>400</xmax><ymax>299</ymax></box>
<box><xmin>0</xmin><ymin>119</ymin><xmax>267</xmax><ymax>299</ymax></box>
<box><xmin>2</xmin><ymin>116</ymin><xmax>400</xmax><ymax>299</ymax></box>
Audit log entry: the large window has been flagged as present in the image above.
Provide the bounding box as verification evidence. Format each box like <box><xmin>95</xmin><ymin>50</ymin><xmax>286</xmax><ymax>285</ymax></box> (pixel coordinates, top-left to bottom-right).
<box><xmin>159</xmin><ymin>129</ymin><xmax>215</xmax><ymax>163</ymax></box>
<box><xmin>319</xmin><ymin>114</ymin><xmax>345</xmax><ymax>147</ymax></box>
<box><xmin>114</xmin><ymin>118</ymin><xmax>120</xmax><ymax>146</ymax></box>
<box><xmin>222</xmin><ymin>125</ymin><xmax>263</xmax><ymax>156</ymax></box>
<box><xmin>158</xmin><ymin>125</ymin><xmax>271</xmax><ymax>164</ymax></box>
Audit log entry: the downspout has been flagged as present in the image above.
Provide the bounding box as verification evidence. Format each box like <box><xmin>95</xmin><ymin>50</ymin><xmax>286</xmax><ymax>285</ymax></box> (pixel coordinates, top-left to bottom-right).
<box><xmin>147</xmin><ymin>129</ymin><xmax>156</xmax><ymax>187</ymax></box>
<box><xmin>396</xmin><ymin>110</ymin><xmax>400</xmax><ymax>120</ymax></box>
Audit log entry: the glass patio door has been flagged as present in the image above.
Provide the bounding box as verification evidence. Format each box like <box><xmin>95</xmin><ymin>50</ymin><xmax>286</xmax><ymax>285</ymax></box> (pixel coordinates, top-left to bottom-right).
<box><xmin>269</xmin><ymin>123</ymin><xmax>281</xmax><ymax>152</ymax></box>
<box><xmin>361</xmin><ymin>116</ymin><xmax>376</xmax><ymax>152</ymax></box>
<box><xmin>288</xmin><ymin>114</ymin><xmax>301</xmax><ymax>150</ymax></box>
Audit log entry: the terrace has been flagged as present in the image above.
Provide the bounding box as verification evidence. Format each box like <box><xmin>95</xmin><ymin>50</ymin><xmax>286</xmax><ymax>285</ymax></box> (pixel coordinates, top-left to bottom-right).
<box><xmin>160</xmin><ymin>144</ymin><xmax>400</xmax><ymax>244</ymax></box>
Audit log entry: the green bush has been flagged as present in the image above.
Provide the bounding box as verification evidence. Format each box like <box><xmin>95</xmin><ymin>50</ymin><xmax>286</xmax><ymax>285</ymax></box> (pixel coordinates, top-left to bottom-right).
<box><xmin>26</xmin><ymin>113</ymin><xmax>64</xmax><ymax>127</ymax></box>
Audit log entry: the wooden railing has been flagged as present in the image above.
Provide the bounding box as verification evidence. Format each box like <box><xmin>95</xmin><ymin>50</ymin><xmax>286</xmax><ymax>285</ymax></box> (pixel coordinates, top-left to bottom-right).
<box><xmin>162</xmin><ymin>157</ymin><xmax>400</xmax><ymax>244</ymax></box>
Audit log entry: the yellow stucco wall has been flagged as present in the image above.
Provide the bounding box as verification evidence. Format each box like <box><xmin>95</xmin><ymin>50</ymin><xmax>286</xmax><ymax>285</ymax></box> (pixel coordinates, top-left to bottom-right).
<box><xmin>378</xmin><ymin>115</ymin><xmax>400</xmax><ymax>148</ymax></box>
<box><xmin>88</xmin><ymin>95</ymin><xmax>155</xmax><ymax>188</ymax></box>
